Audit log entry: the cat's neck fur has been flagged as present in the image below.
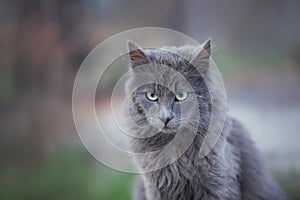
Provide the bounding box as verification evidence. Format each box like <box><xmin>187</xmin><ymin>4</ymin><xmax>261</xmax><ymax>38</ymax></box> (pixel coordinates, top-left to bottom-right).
<box><xmin>131</xmin><ymin>117</ymin><xmax>239</xmax><ymax>200</ymax></box>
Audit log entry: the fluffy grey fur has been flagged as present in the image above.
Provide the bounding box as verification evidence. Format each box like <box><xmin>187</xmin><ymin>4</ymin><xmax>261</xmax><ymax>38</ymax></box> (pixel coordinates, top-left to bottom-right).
<box><xmin>124</xmin><ymin>41</ymin><xmax>286</xmax><ymax>200</ymax></box>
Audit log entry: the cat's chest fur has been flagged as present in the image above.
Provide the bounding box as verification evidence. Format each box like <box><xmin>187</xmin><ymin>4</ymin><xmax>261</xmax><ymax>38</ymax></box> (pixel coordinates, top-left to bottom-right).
<box><xmin>142</xmin><ymin>136</ymin><xmax>242</xmax><ymax>200</ymax></box>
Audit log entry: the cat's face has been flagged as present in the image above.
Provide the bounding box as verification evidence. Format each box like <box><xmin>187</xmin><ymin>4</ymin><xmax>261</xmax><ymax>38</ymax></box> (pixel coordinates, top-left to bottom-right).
<box><xmin>125</xmin><ymin>41</ymin><xmax>211</xmax><ymax>135</ymax></box>
<box><xmin>132</xmin><ymin>82</ymin><xmax>195</xmax><ymax>133</ymax></box>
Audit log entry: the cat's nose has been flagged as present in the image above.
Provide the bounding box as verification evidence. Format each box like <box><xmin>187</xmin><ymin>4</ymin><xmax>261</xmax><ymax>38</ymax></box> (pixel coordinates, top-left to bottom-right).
<box><xmin>158</xmin><ymin>106</ymin><xmax>173</xmax><ymax>125</ymax></box>
<box><xmin>159</xmin><ymin>116</ymin><xmax>173</xmax><ymax>125</ymax></box>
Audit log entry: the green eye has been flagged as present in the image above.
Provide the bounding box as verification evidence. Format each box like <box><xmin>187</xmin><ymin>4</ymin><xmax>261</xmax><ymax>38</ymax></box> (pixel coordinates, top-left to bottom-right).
<box><xmin>175</xmin><ymin>92</ymin><xmax>188</xmax><ymax>101</ymax></box>
<box><xmin>146</xmin><ymin>92</ymin><xmax>158</xmax><ymax>101</ymax></box>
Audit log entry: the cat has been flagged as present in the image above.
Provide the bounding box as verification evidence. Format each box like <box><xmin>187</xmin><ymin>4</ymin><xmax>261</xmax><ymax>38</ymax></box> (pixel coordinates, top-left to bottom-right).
<box><xmin>124</xmin><ymin>40</ymin><xmax>286</xmax><ymax>200</ymax></box>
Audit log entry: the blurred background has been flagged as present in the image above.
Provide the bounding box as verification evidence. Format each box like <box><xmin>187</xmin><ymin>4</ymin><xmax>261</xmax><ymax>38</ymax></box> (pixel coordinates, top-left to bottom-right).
<box><xmin>1</xmin><ymin>0</ymin><xmax>300</xmax><ymax>199</ymax></box>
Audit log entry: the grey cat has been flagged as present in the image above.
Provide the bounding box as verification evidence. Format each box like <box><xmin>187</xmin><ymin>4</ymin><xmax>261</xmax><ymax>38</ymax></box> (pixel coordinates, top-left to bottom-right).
<box><xmin>124</xmin><ymin>40</ymin><xmax>286</xmax><ymax>200</ymax></box>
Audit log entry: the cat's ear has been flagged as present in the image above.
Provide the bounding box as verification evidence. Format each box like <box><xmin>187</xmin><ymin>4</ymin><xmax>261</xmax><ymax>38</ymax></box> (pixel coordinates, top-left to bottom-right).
<box><xmin>128</xmin><ymin>40</ymin><xmax>150</xmax><ymax>69</ymax></box>
<box><xmin>190</xmin><ymin>40</ymin><xmax>211</xmax><ymax>73</ymax></box>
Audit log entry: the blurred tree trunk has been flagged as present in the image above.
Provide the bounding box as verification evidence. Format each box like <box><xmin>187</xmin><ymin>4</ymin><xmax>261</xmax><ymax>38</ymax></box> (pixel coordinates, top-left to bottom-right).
<box><xmin>0</xmin><ymin>0</ymin><xmax>93</xmax><ymax>164</ymax></box>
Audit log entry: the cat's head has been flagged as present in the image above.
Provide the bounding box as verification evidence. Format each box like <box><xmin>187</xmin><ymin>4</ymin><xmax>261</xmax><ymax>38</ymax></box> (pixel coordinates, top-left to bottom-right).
<box><xmin>125</xmin><ymin>41</ymin><xmax>212</xmax><ymax>136</ymax></box>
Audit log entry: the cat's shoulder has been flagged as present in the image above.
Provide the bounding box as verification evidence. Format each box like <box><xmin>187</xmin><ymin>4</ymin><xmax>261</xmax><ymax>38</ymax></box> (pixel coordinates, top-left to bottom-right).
<box><xmin>226</xmin><ymin>116</ymin><xmax>254</xmax><ymax>147</ymax></box>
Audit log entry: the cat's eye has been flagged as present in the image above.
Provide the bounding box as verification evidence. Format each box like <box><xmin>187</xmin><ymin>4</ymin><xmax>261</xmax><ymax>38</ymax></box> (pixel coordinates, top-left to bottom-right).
<box><xmin>175</xmin><ymin>92</ymin><xmax>188</xmax><ymax>101</ymax></box>
<box><xmin>146</xmin><ymin>92</ymin><xmax>158</xmax><ymax>101</ymax></box>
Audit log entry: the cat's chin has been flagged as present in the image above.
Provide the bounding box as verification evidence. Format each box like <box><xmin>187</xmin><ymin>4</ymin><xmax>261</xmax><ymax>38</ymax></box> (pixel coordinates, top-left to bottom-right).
<box><xmin>160</xmin><ymin>127</ymin><xmax>178</xmax><ymax>134</ymax></box>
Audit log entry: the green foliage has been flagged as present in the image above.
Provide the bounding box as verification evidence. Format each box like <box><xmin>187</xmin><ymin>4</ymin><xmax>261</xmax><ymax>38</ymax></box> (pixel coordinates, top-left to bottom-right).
<box><xmin>278</xmin><ymin>170</ymin><xmax>300</xmax><ymax>200</ymax></box>
<box><xmin>0</xmin><ymin>149</ymin><xmax>135</xmax><ymax>200</ymax></box>
<box><xmin>214</xmin><ymin>49</ymin><xmax>287</xmax><ymax>77</ymax></box>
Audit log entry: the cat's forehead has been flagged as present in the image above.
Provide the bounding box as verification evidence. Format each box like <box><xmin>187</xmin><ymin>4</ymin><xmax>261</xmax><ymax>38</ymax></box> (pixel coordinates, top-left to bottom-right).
<box><xmin>132</xmin><ymin>67</ymin><xmax>194</xmax><ymax>93</ymax></box>
<box><xmin>146</xmin><ymin>48</ymin><xmax>191</xmax><ymax>70</ymax></box>
<box><xmin>126</xmin><ymin>45</ymin><xmax>207</xmax><ymax>95</ymax></box>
